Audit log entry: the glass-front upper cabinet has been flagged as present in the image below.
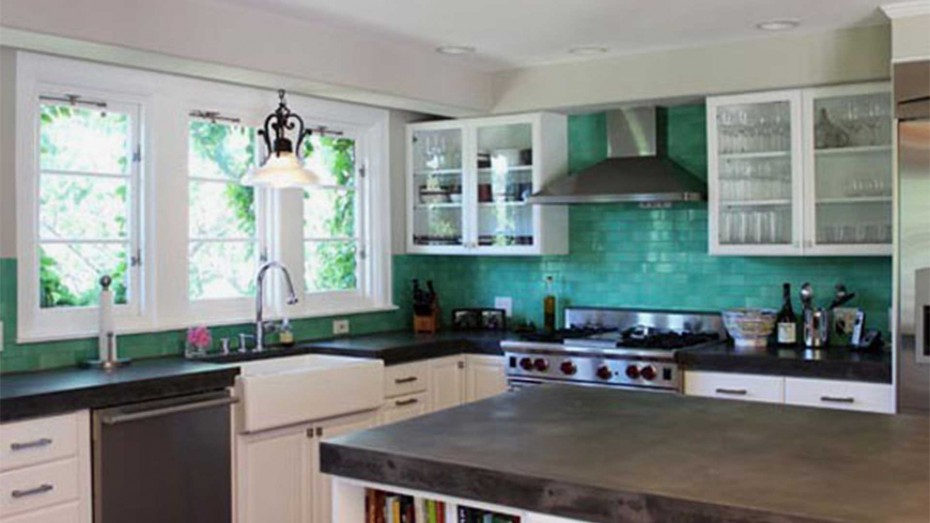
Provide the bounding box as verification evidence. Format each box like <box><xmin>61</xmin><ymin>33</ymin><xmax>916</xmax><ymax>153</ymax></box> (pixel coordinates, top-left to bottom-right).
<box><xmin>707</xmin><ymin>82</ymin><xmax>892</xmax><ymax>257</ymax></box>
<box><xmin>407</xmin><ymin>114</ymin><xmax>568</xmax><ymax>255</ymax></box>
<box><xmin>707</xmin><ymin>90</ymin><xmax>804</xmax><ymax>255</ymax></box>
<box><xmin>804</xmin><ymin>83</ymin><xmax>893</xmax><ymax>256</ymax></box>
<box><xmin>409</xmin><ymin>126</ymin><xmax>465</xmax><ymax>248</ymax></box>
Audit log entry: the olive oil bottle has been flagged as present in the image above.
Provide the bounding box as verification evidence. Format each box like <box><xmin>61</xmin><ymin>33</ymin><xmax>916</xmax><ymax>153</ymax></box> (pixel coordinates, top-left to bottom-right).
<box><xmin>543</xmin><ymin>276</ymin><xmax>556</xmax><ymax>332</ymax></box>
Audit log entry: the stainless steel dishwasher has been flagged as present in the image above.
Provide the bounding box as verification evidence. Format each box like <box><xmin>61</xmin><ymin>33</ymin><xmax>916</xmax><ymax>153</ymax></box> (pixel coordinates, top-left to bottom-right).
<box><xmin>92</xmin><ymin>390</ymin><xmax>235</xmax><ymax>523</ymax></box>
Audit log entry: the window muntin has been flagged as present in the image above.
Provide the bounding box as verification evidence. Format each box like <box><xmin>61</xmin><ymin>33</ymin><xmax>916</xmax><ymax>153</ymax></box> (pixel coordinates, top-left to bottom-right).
<box><xmin>37</xmin><ymin>102</ymin><xmax>137</xmax><ymax>308</ymax></box>
<box><xmin>301</xmin><ymin>134</ymin><xmax>360</xmax><ymax>293</ymax></box>
<box><xmin>187</xmin><ymin>119</ymin><xmax>260</xmax><ymax>301</ymax></box>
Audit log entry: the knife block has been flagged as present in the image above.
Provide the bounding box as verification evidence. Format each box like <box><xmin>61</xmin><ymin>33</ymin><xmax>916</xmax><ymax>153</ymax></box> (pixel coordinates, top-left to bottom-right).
<box><xmin>413</xmin><ymin>306</ymin><xmax>439</xmax><ymax>334</ymax></box>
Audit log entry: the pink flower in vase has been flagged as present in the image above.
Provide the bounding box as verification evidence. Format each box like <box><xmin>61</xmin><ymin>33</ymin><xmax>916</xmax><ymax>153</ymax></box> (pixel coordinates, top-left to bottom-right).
<box><xmin>186</xmin><ymin>326</ymin><xmax>212</xmax><ymax>351</ymax></box>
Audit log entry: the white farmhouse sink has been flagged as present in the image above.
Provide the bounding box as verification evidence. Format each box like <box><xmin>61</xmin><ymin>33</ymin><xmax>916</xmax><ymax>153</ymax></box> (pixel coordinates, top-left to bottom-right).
<box><xmin>234</xmin><ymin>354</ymin><xmax>384</xmax><ymax>433</ymax></box>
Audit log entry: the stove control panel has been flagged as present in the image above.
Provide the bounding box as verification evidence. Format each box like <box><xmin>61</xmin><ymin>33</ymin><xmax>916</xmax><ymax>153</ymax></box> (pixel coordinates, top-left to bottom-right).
<box><xmin>505</xmin><ymin>352</ymin><xmax>680</xmax><ymax>391</ymax></box>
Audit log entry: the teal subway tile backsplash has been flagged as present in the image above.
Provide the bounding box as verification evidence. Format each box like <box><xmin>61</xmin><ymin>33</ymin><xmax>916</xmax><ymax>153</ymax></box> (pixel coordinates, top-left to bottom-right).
<box><xmin>0</xmin><ymin>104</ymin><xmax>893</xmax><ymax>372</ymax></box>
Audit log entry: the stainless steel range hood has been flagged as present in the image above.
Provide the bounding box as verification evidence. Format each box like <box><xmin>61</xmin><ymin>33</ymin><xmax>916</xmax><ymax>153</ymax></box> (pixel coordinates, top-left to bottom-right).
<box><xmin>528</xmin><ymin>107</ymin><xmax>706</xmax><ymax>204</ymax></box>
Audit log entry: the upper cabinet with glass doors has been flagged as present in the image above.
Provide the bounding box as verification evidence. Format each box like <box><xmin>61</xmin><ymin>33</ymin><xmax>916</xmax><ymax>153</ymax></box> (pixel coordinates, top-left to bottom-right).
<box><xmin>407</xmin><ymin>113</ymin><xmax>568</xmax><ymax>255</ymax></box>
<box><xmin>707</xmin><ymin>82</ymin><xmax>892</xmax><ymax>256</ymax></box>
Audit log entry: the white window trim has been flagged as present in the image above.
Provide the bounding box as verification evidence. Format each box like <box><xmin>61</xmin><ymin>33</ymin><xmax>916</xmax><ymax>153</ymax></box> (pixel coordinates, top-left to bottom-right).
<box><xmin>15</xmin><ymin>52</ymin><xmax>394</xmax><ymax>343</ymax></box>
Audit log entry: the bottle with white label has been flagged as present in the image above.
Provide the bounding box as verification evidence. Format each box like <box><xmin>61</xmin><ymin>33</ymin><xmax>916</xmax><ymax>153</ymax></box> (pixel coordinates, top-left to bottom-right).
<box><xmin>775</xmin><ymin>282</ymin><xmax>798</xmax><ymax>346</ymax></box>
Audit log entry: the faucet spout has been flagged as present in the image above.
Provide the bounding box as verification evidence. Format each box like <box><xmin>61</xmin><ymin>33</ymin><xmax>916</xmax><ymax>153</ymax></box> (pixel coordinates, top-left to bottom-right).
<box><xmin>254</xmin><ymin>260</ymin><xmax>299</xmax><ymax>352</ymax></box>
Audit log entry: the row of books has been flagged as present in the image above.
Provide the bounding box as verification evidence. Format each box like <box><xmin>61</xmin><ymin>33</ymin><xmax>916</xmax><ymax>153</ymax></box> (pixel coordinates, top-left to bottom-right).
<box><xmin>365</xmin><ymin>489</ymin><xmax>447</xmax><ymax>523</ymax></box>
<box><xmin>456</xmin><ymin>507</ymin><xmax>521</xmax><ymax>523</ymax></box>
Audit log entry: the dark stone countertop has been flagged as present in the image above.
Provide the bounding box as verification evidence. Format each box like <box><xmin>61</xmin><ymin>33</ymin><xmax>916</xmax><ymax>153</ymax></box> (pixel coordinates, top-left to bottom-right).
<box><xmin>0</xmin><ymin>330</ymin><xmax>512</xmax><ymax>422</ymax></box>
<box><xmin>0</xmin><ymin>357</ymin><xmax>239</xmax><ymax>422</ymax></box>
<box><xmin>320</xmin><ymin>384</ymin><xmax>930</xmax><ymax>523</ymax></box>
<box><xmin>677</xmin><ymin>342</ymin><xmax>892</xmax><ymax>383</ymax></box>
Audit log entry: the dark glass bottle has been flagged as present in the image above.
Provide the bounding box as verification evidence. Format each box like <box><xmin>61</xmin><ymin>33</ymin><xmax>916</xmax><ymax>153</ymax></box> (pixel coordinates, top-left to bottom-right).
<box><xmin>776</xmin><ymin>283</ymin><xmax>798</xmax><ymax>346</ymax></box>
<box><xmin>543</xmin><ymin>276</ymin><xmax>556</xmax><ymax>332</ymax></box>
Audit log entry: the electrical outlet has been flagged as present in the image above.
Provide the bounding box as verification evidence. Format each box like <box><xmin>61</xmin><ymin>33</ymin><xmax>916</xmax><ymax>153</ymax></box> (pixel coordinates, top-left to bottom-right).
<box><xmin>494</xmin><ymin>297</ymin><xmax>513</xmax><ymax>317</ymax></box>
<box><xmin>333</xmin><ymin>319</ymin><xmax>350</xmax><ymax>335</ymax></box>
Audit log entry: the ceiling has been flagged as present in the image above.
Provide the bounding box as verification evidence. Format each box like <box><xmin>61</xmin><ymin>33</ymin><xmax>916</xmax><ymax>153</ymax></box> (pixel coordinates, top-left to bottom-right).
<box><xmin>208</xmin><ymin>0</ymin><xmax>889</xmax><ymax>71</ymax></box>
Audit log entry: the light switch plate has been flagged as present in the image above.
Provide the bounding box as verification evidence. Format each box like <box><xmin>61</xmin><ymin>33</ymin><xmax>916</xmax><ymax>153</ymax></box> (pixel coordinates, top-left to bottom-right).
<box><xmin>332</xmin><ymin>319</ymin><xmax>350</xmax><ymax>335</ymax></box>
<box><xmin>494</xmin><ymin>297</ymin><xmax>513</xmax><ymax>317</ymax></box>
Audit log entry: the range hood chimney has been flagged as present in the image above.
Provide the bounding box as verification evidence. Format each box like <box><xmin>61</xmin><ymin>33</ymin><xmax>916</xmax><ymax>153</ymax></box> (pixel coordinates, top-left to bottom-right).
<box><xmin>528</xmin><ymin>107</ymin><xmax>706</xmax><ymax>204</ymax></box>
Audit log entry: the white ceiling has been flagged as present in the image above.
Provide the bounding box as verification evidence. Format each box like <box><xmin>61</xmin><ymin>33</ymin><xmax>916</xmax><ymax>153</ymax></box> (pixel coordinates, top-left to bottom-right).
<box><xmin>207</xmin><ymin>0</ymin><xmax>889</xmax><ymax>71</ymax></box>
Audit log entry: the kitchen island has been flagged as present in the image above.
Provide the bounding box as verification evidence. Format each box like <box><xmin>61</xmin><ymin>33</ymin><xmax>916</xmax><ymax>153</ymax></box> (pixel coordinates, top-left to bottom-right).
<box><xmin>320</xmin><ymin>385</ymin><xmax>930</xmax><ymax>523</ymax></box>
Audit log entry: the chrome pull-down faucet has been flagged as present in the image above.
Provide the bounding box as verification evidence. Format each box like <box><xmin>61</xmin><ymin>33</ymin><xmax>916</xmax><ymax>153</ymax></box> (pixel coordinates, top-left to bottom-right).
<box><xmin>254</xmin><ymin>261</ymin><xmax>299</xmax><ymax>352</ymax></box>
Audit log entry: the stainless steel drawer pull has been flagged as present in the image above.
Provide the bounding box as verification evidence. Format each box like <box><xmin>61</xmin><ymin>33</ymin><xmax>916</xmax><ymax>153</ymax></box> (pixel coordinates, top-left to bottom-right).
<box><xmin>102</xmin><ymin>397</ymin><xmax>238</xmax><ymax>425</ymax></box>
<box><xmin>715</xmin><ymin>388</ymin><xmax>748</xmax><ymax>395</ymax></box>
<box><xmin>394</xmin><ymin>377</ymin><xmax>418</xmax><ymax>384</ymax></box>
<box><xmin>395</xmin><ymin>398</ymin><xmax>419</xmax><ymax>407</ymax></box>
<box><xmin>11</xmin><ymin>484</ymin><xmax>54</xmax><ymax>498</ymax></box>
<box><xmin>10</xmin><ymin>438</ymin><xmax>53</xmax><ymax>451</ymax></box>
<box><xmin>820</xmin><ymin>396</ymin><xmax>855</xmax><ymax>404</ymax></box>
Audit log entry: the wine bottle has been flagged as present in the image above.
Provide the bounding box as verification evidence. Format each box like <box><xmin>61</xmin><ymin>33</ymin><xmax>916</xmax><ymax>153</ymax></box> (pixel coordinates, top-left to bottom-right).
<box><xmin>776</xmin><ymin>282</ymin><xmax>798</xmax><ymax>346</ymax></box>
<box><xmin>543</xmin><ymin>276</ymin><xmax>556</xmax><ymax>332</ymax></box>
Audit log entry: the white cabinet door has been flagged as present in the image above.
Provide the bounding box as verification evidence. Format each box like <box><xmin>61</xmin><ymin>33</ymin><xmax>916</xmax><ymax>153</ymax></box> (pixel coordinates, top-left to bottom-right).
<box><xmin>707</xmin><ymin>90</ymin><xmax>804</xmax><ymax>256</ymax></box>
<box><xmin>407</xmin><ymin>113</ymin><xmax>568</xmax><ymax>256</ymax></box>
<box><xmin>428</xmin><ymin>356</ymin><xmax>466</xmax><ymax>412</ymax></box>
<box><xmin>237</xmin><ymin>425</ymin><xmax>313</xmax><ymax>523</ymax></box>
<box><xmin>313</xmin><ymin>411</ymin><xmax>379</xmax><ymax>523</ymax></box>
<box><xmin>784</xmin><ymin>377</ymin><xmax>894</xmax><ymax>413</ymax></box>
<box><xmin>684</xmin><ymin>371</ymin><xmax>785</xmax><ymax>404</ymax></box>
<box><xmin>802</xmin><ymin>82</ymin><xmax>893</xmax><ymax>256</ymax></box>
<box><xmin>381</xmin><ymin>392</ymin><xmax>429</xmax><ymax>424</ymax></box>
<box><xmin>465</xmin><ymin>355</ymin><xmax>508</xmax><ymax>403</ymax></box>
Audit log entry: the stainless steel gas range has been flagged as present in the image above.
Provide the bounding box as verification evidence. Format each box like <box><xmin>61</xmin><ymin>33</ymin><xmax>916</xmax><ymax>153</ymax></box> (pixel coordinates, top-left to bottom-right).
<box><xmin>502</xmin><ymin>308</ymin><xmax>725</xmax><ymax>392</ymax></box>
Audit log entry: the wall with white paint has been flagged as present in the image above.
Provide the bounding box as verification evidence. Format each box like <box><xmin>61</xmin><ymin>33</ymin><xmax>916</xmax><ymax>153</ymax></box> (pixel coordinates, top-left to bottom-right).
<box><xmin>890</xmin><ymin>14</ymin><xmax>930</xmax><ymax>60</ymax></box>
<box><xmin>490</xmin><ymin>25</ymin><xmax>891</xmax><ymax>114</ymax></box>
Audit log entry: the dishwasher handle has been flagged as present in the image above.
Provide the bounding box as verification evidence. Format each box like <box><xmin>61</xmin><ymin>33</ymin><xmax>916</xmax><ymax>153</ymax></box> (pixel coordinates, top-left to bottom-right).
<box><xmin>101</xmin><ymin>396</ymin><xmax>238</xmax><ymax>425</ymax></box>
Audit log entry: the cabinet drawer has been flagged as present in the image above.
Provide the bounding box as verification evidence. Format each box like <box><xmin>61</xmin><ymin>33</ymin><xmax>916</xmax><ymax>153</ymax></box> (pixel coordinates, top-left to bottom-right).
<box><xmin>785</xmin><ymin>378</ymin><xmax>894</xmax><ymax>413</ymax></box>
<box><xmin>0</xmin><ymin>413</ymin><xmax>79</xmax><ymax>472</ymax></box>
<box><xmin>381</xmin><ymin>392</ymin><xmax>429</xmax><ymax>424</ymax></box>
<box><xmin>384</xmin><ymin>362</ymin><xmax>428</xmax><ymax>398</ymax></box>
<box><xmin>684</xmin><ymin>371</ymin><xmax>784</xmax><ymax>404</ymax></box>
<box><xmin>1</xmin><ymin>501</ymin><xmax>80</xmax><ymax>523</ymax></box>
<box><xmin>0</xmin><ymin>459</ymin><xmax>80</xmax><ymax>517</ymax></box>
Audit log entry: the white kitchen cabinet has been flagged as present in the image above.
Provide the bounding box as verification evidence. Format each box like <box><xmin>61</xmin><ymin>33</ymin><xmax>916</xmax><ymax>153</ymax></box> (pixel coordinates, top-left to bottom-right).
<box><xmin>428</xmin><ymin>356</ymin><xmax>466</xmax><ymax>411</ymax></box>
<box><xmin>707</xmin><ymin>82</ymin><xmax>892</xmax><ymax>256</ymax></box>
<box><xmin>236</xmin><ymin>410</ymin><xmax>379</xmax><ymax>523</ymax></box>
<box><xmin>683</xmin><ymin>371</ymin><xmax>785</xmax><ymax>404</ymax></box>
<box><xmin>380</xmin><ymin>392</ymin><xmax>430</xmax><ymax>424</ymax></box>
<box><xmin>465</xmin><ymin>355</ymin><xmax>508</xmax><ymax>403</ymax></box>
<box><xmin>0</xmin><ymin>411</ymin><xmax>90</xmax><ymax>523</ymax></box>
<box><xmin>784</xmin><ymin>377</ymin><xmax>894</xmax><ymax>414</ymax></box>
<box><xmin>407</xmin><ymin>113</ymin><xmax>568</xmax><ymax>255</ymax></box>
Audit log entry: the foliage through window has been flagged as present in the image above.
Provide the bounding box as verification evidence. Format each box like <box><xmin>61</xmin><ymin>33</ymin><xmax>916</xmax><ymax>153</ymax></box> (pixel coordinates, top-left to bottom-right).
<box><xmin>187</xmin><ymin>120</ymin><xmax>260</xmax><ymax>300</ymax></box>
<box><xmin>302</xmin><ymin>135</ymin><xmax>359</xmax><ymax>293</ymax></box>
<box><xmin>37</xmin><ymin>101</ymin><xmax>138</xmax><ymax>308</ymax></box>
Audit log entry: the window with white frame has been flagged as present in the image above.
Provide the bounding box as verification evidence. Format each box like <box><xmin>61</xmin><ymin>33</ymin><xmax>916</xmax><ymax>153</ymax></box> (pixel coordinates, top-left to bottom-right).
<box><xmin>301</xmin><ymin>134</ymin><xmax>362</xmax><ymax>294</ymax></box>
<box><xmin>35</xmin><ymin>96</ymin><xmax>142</xmax><ymax>311</ymax></box>
<box><xmin>16</xmin><ymin>52</ymin><xmax>393</xmax><ymax>342</ymax></box>
<box><xmin>187</xmin><ymin>117</ymin><xmax>262</xmax><ymax>301</ymax></box>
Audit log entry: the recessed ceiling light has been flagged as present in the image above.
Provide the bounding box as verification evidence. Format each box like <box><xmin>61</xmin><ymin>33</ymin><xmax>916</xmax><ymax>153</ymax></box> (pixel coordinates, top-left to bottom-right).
<box><xmin>436</xmin><ymin>45</ymin><xmax>476</xmax><ymax>55</ymax></box>
<box><xmin>756</xmin><ymin>19</ymin><xmax>800</xmax><ymax>31</ymax></box>
<box><xmin>569</xmin><ymin>46</ymin><xmax>609</xmax><ymax>56</ymax></box>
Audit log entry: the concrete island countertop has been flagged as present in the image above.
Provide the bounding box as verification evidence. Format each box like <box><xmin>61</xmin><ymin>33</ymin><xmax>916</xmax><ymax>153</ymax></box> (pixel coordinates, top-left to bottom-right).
<box><xmin>320</xmin><ymin>385</ymin><xmax>930</xmax><ymax>523</ymax></box>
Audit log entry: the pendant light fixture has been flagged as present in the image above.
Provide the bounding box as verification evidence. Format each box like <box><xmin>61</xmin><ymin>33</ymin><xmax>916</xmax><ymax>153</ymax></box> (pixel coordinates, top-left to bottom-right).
<box><xmin>242</xmin><ymin>89</ymin><xmax>320</xmax><ymax>188</ymax></box>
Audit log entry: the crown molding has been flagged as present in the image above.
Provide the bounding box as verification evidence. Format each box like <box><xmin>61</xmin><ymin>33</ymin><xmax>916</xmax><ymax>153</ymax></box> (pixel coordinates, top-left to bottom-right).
<box><xmin>881</xmin><ymin>1</ymin><xmax>930</xmax><ymax>19</ymax></box>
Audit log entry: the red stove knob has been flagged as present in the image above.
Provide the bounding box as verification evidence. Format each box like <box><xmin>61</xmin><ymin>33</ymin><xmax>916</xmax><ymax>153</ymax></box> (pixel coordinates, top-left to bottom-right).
<box><xmin>640</xmin><ymin>365</ymin><xmax>657</xmax><ymax>381</ymax></box>
<box><xmin>625</xmin><ymin>365</ymin><xmax>640</xmax><ymax>379</ymax></box>
<box><xmin>519</xmin><ymin>357</ymin><xmax>533</xmax><ymax>371</ymax></box>
<box><xmin>534</xmin><ymin>358</ymin><xmax>549</xmax><ymax>372</ymax></box>
<box><xmin>560</xmin><ymin>360</ymin><xmax>577</xmax><ymax>375</ymax></box>
<box><xmin>596</xmin><ymin>365</ymin><xmax>613</xmax><ymax>380</ymax></box>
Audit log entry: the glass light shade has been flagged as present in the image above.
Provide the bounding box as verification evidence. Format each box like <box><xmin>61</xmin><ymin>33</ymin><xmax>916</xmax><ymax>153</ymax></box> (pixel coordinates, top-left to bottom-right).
<box><xmin>242</xmin><ymin>152</ymin><xmax>320</xmax><ymax>188</ymax></box>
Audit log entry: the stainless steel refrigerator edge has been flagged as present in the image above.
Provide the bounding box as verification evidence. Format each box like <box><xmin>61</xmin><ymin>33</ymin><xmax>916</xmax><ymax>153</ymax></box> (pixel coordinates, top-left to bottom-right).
<box><xmin>894</xmin><ymin>60</ymin><xmax>930</xmax><ymax>414</ymax></box>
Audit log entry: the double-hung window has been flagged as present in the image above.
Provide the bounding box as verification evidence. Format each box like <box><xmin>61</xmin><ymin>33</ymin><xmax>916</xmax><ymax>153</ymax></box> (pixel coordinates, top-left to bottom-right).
<box><xmin>18</xmin><ymin>92</ymin><xmax>143</xmax><ymax>340</ymax></box>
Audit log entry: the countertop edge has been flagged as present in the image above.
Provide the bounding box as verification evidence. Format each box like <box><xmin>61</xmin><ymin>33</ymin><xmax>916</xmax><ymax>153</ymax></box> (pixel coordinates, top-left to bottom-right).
<box><xmin>318</xmin><ymin>442</ymin><xmax>832</xmax><ymax>523</ymax></box>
